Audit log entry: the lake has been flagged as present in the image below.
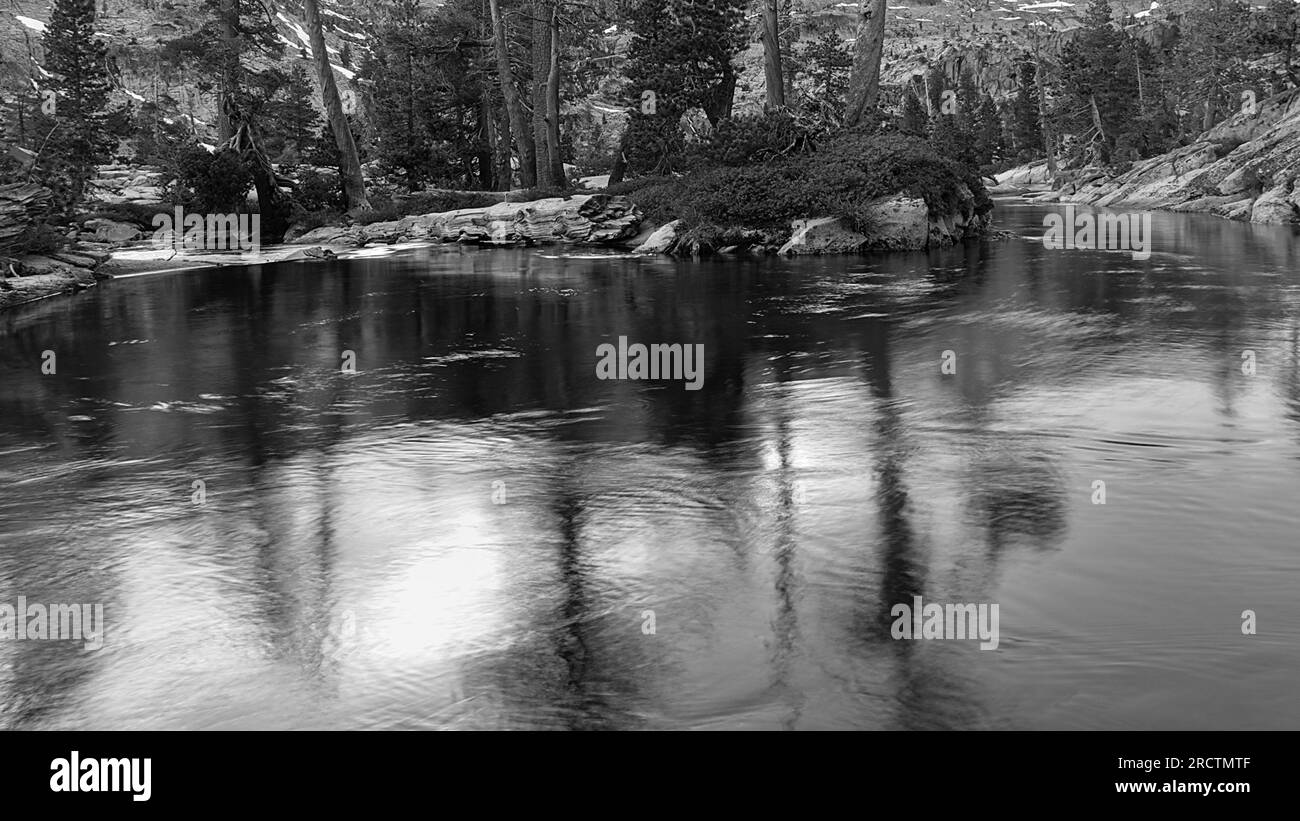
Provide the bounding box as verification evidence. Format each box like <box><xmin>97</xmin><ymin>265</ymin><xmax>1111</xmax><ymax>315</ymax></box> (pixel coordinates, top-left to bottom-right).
<box><xmin>1</xmin><ymin>201</ymin><xmax>1298</xmax><ymax>729</ymax></box>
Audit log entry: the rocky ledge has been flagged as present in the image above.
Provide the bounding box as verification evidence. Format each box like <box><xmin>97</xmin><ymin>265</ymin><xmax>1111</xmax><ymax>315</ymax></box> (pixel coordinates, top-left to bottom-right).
<box><xmin>0</xmin><ymin>252</ymin><xmax>105</xmax><ymax>312</ymax></box>
<box><xmin>290</xmin><ymin>185</ymin><xmax>991</xmax><ymax>257</ymax></box>
<box><xmin>292</xmin><ymin>194</ymin><xmax>643</xmax><ymax>248</ymax></box>
<box><xmin>994</xmin><ymin>88</ymin><xmax>1300</xmax><ymax>225</ymax></box>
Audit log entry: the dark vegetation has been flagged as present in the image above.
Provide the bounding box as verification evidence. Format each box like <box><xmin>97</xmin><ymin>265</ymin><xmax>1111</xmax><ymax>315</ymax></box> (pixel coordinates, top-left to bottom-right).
<box><xmin>1</xmin><ymin>0</ymin><xmax>1297</xmax><ymax>259</ymax></box>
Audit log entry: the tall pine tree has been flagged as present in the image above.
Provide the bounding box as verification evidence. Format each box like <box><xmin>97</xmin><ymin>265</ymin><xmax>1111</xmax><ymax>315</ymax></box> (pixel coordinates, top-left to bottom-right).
<box><xmin>621</xmin><ymin>0</ymin><xmax>745</xmax><ymax>176</ymax></box>
<box><xmin>39</xmin><ymin>0</ymin><xmax>114</xmax><ymax>216</ymax></box>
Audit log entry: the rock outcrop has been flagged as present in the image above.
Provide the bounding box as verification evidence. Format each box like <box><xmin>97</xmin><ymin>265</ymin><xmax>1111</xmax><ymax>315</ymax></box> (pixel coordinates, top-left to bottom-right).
<box><xmin>778</xmin><ymin>187</ymin><xmax>990</xmax><ymax>255</ymax></box>
<box><xmin>82</xmin><ymin>218</ymin><xmax>144</xmax><ymax>244</ymax></box>
<box><xmin>991</xmin><ymin>161</ymin><xmax>1054</xmax><ymax>193</ymax></box>
<box><xmin>1000</xmin><ymin>88</ymin><xmax>1300</xmax><ymax>225</ymax></box>
<box><xmin>295</xmin><ymin>194</ymin><xmax>643</xmax><ymax>249</ymax></box>
<box><xmin>85</xmin><ymin>164</ymin><xmax>168</xmax><ymax>205</ymax></box>
<box><xmin>0</xmin><ymin>249</ymin><xmax>103</xmax><ymax>312</ymax></box>
<box><xmin>779</xmin><ymin>217</ymin><xmax>869</xmax><ymax>255</ymax></box>
<box><xmin>632</xmin><ymin>220</ymin><xmax>682</xmax><ymax>254</ymax></box>
<box><xmin>0</xmin><ymin>183</ymin><xmax>53</xmax><ymax>255</ymax></box>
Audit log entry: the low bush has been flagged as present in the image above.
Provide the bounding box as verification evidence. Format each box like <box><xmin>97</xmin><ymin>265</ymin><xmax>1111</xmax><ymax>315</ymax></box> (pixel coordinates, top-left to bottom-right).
<box><xmin>686</xmin><ymin>112</ymin><xmax>814</xmax><ymax>169</ymax></box>
<box><xmin>169</xmin><ymin>146</ymin><xmax>253</xmax><ymax>212</ymax></box>
<box><xmin>620</xmin><ymin>131</ymin><xmax>991</xmax><ymax>235</ymax></box>
<box><xmin>292</xmin><ymin>167</ymin><xmax>346</xmax><ymax>213</ymax></box>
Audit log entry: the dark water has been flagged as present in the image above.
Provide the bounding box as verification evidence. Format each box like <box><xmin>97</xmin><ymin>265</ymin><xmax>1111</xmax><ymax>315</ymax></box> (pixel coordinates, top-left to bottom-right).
<box><xmin>2</xmin><ymin>202</ymin><xmax>1299</xmax><ymax>730</ymax></box>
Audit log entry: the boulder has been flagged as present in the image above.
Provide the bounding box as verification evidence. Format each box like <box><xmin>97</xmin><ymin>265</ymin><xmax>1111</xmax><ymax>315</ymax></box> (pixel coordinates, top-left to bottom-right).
<box><xmin>71</xmin><ymin>246</ymin><xmax>113</xmax><ymax>264</ymax></box>
<box><xmin>779</xmin><ymin>217</ymin><xmax>869</xmax><ymax>255</ymax></box>
<box><xmin>120</xmin><ymin>186</ymin><xmax>165</xmax><ymax>202</ymax></box>
<box><xmin>15</xmin><ymin>256</ymin><xmax>70</xmax><ymax>276</ymax></box>
<box><xmin>360</xmin><ymin>217</ymin><xmax>416</xmax><ymax>244</ymax></box>
<box><xmin>633</xmin><ymin>220</ymin><xmax>681</xmax><ymax>254</ymax></box>
<box><xmin>1250</xmin><ymin>183</ymin><xmax>1300</xmax><ymax>224</ymax></box>
<box><xmin>294</xmin><ymin>225</ymin><xmax>364</xmax><ymax>247</ymax></box>
<box><xmin>84</xmin><ymin>218</ymin><xmax>143</xmax><ymax>243</ymax></box>
<box><xmin>993</xmin><ymin>161</ymin><xmax>1053</xmax><ymax>190</ymax></box>
<box><xmin>862</xmin><ymin>194</ymin><xmax>930</xmax><ymax>250</ymax></box>
<box><xmin>51</xmin><ymin>252</ymin><xmax>98</xmax><ymax>269</ymax></box>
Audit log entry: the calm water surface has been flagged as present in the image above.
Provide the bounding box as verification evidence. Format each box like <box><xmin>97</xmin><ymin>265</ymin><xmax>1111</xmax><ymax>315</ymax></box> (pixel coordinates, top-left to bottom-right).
<box><xmin>2</xmin><ymin>201</ymin><xmax>1299</xmax><ymax>730</ymax></box>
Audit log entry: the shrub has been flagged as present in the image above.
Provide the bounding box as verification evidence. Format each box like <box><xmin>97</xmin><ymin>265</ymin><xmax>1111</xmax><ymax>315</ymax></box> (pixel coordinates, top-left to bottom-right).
<box><xmin>170</xmin><ymin>147</ymin><xmax>253</xmax><ymax>212</ymax></box>
<box><xmin>620</xmin><ymin>131</ymin><xmax>990</xmax><ymax>235</ymax></box>
<box><xmin>294</xmin><ymin>168</ymin><xmax>346</xmax><ymax>213</ymax></box>
<box><xmin>687</xmin><ymin>112</ymin><xmax>814</xmax><ymax>168</ymax></box>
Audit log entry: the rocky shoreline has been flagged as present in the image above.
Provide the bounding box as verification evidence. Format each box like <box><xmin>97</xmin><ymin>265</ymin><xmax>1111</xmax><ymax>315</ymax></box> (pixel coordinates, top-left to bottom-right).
<box><xmin>2</xmin><ymin>184</ymin><xmax>993</xmax><ymax>314</ymax></box>
<box><xmin>991</xmin><ymin>88</ymin><xmax>1300</xmax><ymax>225</ymax></box>
<box><xmin>289</xmin><ymin>186</ymin><xmax>991</xmax><ymax>257</ymax></box>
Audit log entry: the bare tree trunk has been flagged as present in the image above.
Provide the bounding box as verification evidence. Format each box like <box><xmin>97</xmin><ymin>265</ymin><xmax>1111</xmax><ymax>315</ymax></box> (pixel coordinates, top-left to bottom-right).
<box><xmin>1135</xmin><ymin>47</ymin><xmax>1144</xmax><ymax>109</ymax></box>
<box><xmin>531</xmin><ymin>2</ymin><xmax>553</xmax><ymax>189</ymax></box>
<box><xmin>489</xmin><ymin>0</ymin><xmax>536</xmax><ymax>187</ymax></box>
<box><xmin>224</xmin><ymin>109</ymin><xmax>291</xmax><ymax>242</ymax></box>
<box><xmin>844</xmin><ymin>0</ymin><xmax>887</xmax><ymax>127</ymax></box>
<box><xmin>608</xmin><ymin>128</ymin><xmax>629</xmax><ymax>185</ymax></box>
<box><xmin>546</xmin><ymin>2</ymin><xmax>564</xmax><ymax>187</ymax></box>
<box><xmin>480</xmin><ymin>7</ymin><xmax>508</xmax><ymax>190</ymax></box>
<box><xmin>703</xmin><ymin>63</ymin><xmax>736</xmax><ymax>127</ymax></box>
<box><xmin>495</xmin><ymin>104</ymin><xmax>513</xmax><ymax>188</ymax></box>
<box><xmin>1089</xmin><ymin>93</ymin><xmax>1106</xmax><ymax>144</ymax></box>
<box><xmin>217</xmin><ymin>0</ymin><xmax>238</xmax><ymax>142</ymax></box>
<box><xmin>761</xmin><ymin>0</ymin><xmax>785</xmax><ymax>110</ymax></box>
<box><xmin>1029</xmin><ymin>32</ymin><xmax>1056</xmax><ymax>174</ymax></box>
<box><xmin>478</xmin><ymin>96</ymin><xmax>496</xmax><ymax>190</ymax></box>
<box><xmin>303</xmin><ymin>0</ymin><xmax>370</xmax><ymax>211</ymax></box>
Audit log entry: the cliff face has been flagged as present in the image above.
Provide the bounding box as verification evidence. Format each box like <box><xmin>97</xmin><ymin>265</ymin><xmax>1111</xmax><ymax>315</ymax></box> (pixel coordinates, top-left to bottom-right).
<box><xmin>1045</xmin><ymin>88</ymin><xmax>1300</xmax><ymax>225</ymax></box>
<box><xmin>2</xmin><ymin>0</ymin><xmax>367</xmax><ymax>146</ymax></box>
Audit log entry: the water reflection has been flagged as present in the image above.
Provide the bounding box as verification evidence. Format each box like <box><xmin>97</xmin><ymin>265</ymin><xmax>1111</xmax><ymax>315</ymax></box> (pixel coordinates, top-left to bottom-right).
<box><xmin>1</xmin><ymin>202</ymin><xmax>1299</xmax><ymax>729</ymax></box>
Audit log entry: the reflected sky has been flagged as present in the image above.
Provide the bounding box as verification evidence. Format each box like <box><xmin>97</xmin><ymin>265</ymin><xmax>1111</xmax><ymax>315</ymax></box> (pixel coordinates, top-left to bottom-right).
<box><xmin>1</xmin><ymin>202</ymin><xmax>1299</xmax><ymax>729</ymax></box>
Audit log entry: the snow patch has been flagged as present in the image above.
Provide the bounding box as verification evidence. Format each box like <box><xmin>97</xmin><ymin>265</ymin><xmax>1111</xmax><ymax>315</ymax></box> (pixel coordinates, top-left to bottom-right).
<box><xmin>15</xmin><ymin>15</ymin><xmax>46</xmax><ymax>32</ymax></box>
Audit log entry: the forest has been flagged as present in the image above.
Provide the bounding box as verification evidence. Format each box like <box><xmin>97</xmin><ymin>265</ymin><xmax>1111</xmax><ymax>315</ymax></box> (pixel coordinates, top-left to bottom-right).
<box><xmin>1</xmin><ymin>0</ymin><xmax>1298</xmax><ymax>256</ymax></box>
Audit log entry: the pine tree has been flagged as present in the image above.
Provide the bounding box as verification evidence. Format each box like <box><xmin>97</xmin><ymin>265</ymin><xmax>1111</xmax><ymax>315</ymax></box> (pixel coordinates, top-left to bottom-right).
<box><xmin>973</xmin><ymin>93</ymin><xmax>1004</xmax><ymax>169</ymax></box>
<box><xmin>622</xmin><ymin>0</ymin><xmax>746</xmax><ymax>175</ymax></box>
<box><xmin>261</xmin><ymin>66</ymin><xmax>324</xmax><ymax>164</ymax></box>
<box><xmin>899</xmin><ymin>84</ymin><xmax>928</xmax><ymax>137</ymax></box>
<box><xmin>796</xmin><ymin>31</ymin><xmax>852</xmax><ymax>124</ymax></box>
<box><xmin>1169</xmin><ymin>0</ymin><xmax>1265</xmax><ymax>132</ymax></box>
<box><xmin>1011</xmin><ymin>57</ymin><xmax>1041</xmax><ymax>159</ymax></box>
<box><xmin>1254</xmin><ymin>0</ymin><xmax>1300</xmax><ymax>90</ymax></box>
<box><xmin>362</xmin><ymin>0</ymin><xmax>441</xmax><ymax>188</ymax></box>
<box><xmin>1056</xmin><ymin>0</ymin><xmax>1141</xmax><ymax>165</ymax></box>
<box><xmin>39</xmin><ymin>0</ymin><xmax>114</xmax><ymax>215</ymax></box>
<box><xmin>955</xmin><ymin>66</ymin><xmax>980</xmax><ymax>133</ymax></box>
